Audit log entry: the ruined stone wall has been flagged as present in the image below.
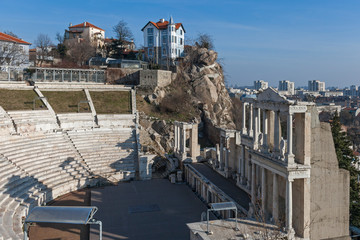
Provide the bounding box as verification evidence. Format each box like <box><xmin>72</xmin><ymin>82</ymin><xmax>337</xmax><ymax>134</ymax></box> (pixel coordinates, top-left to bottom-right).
<box><xmin>106</xmin><ymin>68</ymin><xmax>140</xmax><ymax>85</ymax></box>
<box><xmin>139</xmin><ymin>69</ymin><xmax>172</xmax><ymax>88</ymax></box>
<box><xmin>310</xmin><ymin>108</ymin><xmax>350</xmax><ymax>239</ymax></box>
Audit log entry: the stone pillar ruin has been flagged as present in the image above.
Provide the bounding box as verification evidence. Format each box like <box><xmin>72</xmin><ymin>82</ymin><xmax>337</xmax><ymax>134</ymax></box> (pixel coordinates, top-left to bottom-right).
<box><xmin>173</xmin><ymin>121</ymin><xmax>200</xmax><ymax>162</ymax></box>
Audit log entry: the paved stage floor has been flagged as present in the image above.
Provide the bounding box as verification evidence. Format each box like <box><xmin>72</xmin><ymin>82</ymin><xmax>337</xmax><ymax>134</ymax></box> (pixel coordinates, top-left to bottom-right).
<box><xmin>191</xmin><ymin>163</ymin><xmax>251</xmax><ymax>211</ymax></box>
<box><xmin>90</xmin><ymin>179</ymin><xmax>215</xmax><ymax>240</ymax></box>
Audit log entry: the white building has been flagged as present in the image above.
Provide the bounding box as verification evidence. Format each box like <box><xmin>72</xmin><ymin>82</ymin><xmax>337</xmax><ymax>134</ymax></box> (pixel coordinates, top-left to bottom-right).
<box><xmin>350</xmin><ymin>85</ymin><xmax>359</xmax><ymax>97</ymax></box>
<box><xmin>0</xmin><ymin>32</ymin><xmax>31</xmax><ymax>68</ymax></box>
<box><xmin>308</xmin><ymin>80</ymin><xmax>325</xmax><ymax>92</ymax></box>
<box><xmin>64</xmin><ymin>22</ymin><xmax>105</xmax><ymax>48</ymax></box>
<box><xmin>278</xmin><ymin>80</ymin><xmax>295</xmax><ymax>95</ymax></box>
<box><xmin>141</xmin><ymin>17</ymin><xmax>185</xmax><ymax>64</ymax></box>
<box><xmin>254</xmin><ymin>80</ymin><xmax>268</xmax><ymax>90</ymax></box>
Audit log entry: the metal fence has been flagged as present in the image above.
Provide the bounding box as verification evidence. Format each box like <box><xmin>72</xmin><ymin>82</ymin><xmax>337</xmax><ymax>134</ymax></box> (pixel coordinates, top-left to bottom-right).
<box><xmin>30</xmin><ymin>67</ymin><xmax>106</xmax><ymax>83</ymax></box>
<box><xmin>0</xmin><ymin>66</ymin><xmax>24</xmax><ymax>81</ymax></box>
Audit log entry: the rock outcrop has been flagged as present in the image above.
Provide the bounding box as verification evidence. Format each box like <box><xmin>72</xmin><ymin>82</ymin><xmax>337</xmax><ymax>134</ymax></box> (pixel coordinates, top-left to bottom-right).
<box><xmin>138</xmin><ymin>46</ymin><xmax>236</xmax><ymax>156</ymax></box>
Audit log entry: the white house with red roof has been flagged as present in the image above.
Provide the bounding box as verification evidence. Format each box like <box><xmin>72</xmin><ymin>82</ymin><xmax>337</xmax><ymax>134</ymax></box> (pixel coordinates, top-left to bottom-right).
<box><xmin>0</xmin><ymin>32</ymin><xmax>31</xmax><ymax>68</ymax></box>
<box><xmin>64</xmin><ymin>22</ymin><xmax>105</xmax><ymax>48</ymax></box>
<box><xmin>141</xmin><ymin>16</ymin><xmax>185</xmax><ymax>64</ymax></box>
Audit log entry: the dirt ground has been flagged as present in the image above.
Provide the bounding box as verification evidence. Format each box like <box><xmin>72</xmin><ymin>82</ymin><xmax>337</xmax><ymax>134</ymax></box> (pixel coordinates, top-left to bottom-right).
<box><xmin>28</xmin><ymin>189</ymin><xmax>91</xmax><ymax>240</ymax></box>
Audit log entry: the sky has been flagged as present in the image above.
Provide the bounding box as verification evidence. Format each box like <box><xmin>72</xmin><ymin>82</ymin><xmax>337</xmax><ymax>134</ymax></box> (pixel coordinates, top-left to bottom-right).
<box><xmin>1</xmin><ymin>0</ymin><xmax>360</xmax><ymax>88</ymax></box>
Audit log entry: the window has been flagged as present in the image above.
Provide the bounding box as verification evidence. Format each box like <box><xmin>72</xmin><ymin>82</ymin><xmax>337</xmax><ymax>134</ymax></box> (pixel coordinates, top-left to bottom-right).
<box><xmin>172</xmin><ymin>36</ymin><xmax>174</xmax><ymax>43</ymax></box>
<box><xmin>148</xmin><ymin>36</ymin><xmax>154</xmax><ymax>46</ymax></box>
<box><xmin>162</xmin><ymin>48</ymin><xmax>166</xmax><ymax>55</ymax></box>
<box><xmin>148</xmin><ymin>48</ymin><xmax>153</xmax><ymax>56</ymax></box>
<box><xmin>180</xmin><ymin>38</ymin><xmax>183</xmax><ymax>45</ymax></box>
<box><xmin>147</xmin><ymin>28</ymin><xmax>153</xmax><ymax>35</ymax></box>
<box><xmin>180</xmin><ymin>30</ymin><xmax>183</xmax><ymax>35</ymax></box>
<box><xmin>175</xmin><ymin>36</ymin><xmax>177</xmax><ymax>44</ymax></box>
<box><xmin>172</xmin><ymin>26</ymin><xmax>174</xmax><ymax>32</ymax></box>
<box><xmin>162</xmin><ymin>35</ymin><xmax>167</xmax><ymax>45</ymax></box>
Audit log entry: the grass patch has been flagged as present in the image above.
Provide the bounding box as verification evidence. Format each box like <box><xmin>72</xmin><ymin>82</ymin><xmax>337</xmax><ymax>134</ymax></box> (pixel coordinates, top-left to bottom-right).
<box><xmin>42</xmin><ymin>91</ymin><xmax>90</xmax><ymax>113</ymax></box>
<box><xmin>136</xmin><ymin>95</ymin><xmax>196</xmax><ymax>122</ymax></box>
<box><xmin>0</xmin><ymin>89</ymin><xmax>46</xmax><ymax>111</ymax></box>
<box><xmin>90</xmin><ymin>91</ymin><xmax>131</xmax><ymax>114</ymax></box>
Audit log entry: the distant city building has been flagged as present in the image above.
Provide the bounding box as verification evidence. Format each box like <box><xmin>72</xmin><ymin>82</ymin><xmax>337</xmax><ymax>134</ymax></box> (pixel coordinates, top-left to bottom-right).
<box><xmin>141</xmin><ymin>17</ymin><xmax>185</xmax><ymax>64</ymax></box>
<box><xmin>254</xmin><ymin>80</ymin><xmax>268</xmax><ymax>90</ymax></box>
<box><xmin>308</xmin><ymin>80</ymin><xmax>325</xmax><ymax>91</ymax></box>
<box><xmin>0</xmin><ymin>32</ymin><xmax>31</xmax><ymax>68</ymax></box>
<box><xmin>64</xmin><ymin>22</ymin><xmax>105</xmax><ymax>48</ymax></box>
<box><xmin>278</xmin><ymin>80</ymin><xmax>295</xmax><ymax>95</ymax></box>
<box><xmin>350</xmin><ymin>85</ymin><xmax>359</xmax><ymax>97</ymax></box>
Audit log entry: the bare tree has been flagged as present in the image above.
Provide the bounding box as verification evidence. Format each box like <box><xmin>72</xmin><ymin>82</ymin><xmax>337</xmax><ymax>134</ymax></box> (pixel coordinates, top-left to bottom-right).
<box><xmin>113</xmin><ymin>20</ymin><xmax>133</xmax><ymax>42</ymax></box>
<box><xmin>65</xmin><ymin>37</ymin><xmax>96</xmax><ymax>66</ymax></box>
<box><xmin>55</xmin><ymin>32</ymin><xmax>64</xmax><ymax>44</ymax></box>
<box><xmin>196</xmin><ymin>33</ymin><xmax>214</xmax><ymax>50</ymax></box>
<box><xmin>34</xmin><ymin>33</ymin><xmax>53</xmax><ymax>67</ymax></box>
<box><xmin>110</xmin><ymin>20</ymin><xmax>134</xmax><ymax>58</ymax></box>
<box><xmin>3</xmin><ymin>31</ymin><xmax>18</xmax><ymax>38</ymax></box>
<box><xmin>0</xmin><ymin>43</ymin><xmax>28</xmax><ymax>66</ymax></box>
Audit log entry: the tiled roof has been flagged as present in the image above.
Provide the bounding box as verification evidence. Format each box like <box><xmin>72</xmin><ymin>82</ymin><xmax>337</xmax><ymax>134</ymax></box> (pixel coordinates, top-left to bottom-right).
<box><xmin>69</xmin><ymin>22</ymin><xmax>104</xmax><ymax>31</ymax></box>
<box><xmin>0</xmin><ymin>32</ymin><xmax>31</xmax><ymax>45</ymax></box>
<box><xmin>142</xmin><ymin>20</ymin><xmax>185</xmax><ymax>32</ymax></box>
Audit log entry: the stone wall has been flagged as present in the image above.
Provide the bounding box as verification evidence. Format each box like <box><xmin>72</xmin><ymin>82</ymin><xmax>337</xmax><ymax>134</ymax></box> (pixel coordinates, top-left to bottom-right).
<box><xmin>310</xmin><ymin>109</ymin><xmax>350</xmax><ymax>239</ymax></box>
<box><xmin>106</xmin><ymin>68</ymin><xmax>140</xmax><ymax>85</ymax></box>
<box><xmin>139</xmin><ymin>70</ymin><xmax>172</xmax><ymax>88</ymax></box>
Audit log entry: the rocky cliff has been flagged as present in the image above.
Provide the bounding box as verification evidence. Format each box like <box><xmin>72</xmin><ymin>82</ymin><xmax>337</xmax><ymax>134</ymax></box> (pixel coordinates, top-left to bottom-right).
<box><xmin>138</xmin><ymin>46</ymin><xmax>236</xmax><ymax>156</ymax></box>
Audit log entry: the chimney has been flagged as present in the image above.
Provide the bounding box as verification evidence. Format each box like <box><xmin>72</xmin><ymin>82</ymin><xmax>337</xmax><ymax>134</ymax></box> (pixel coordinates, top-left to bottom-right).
<box><xmin>160</xmin><ymin>18</ymin><xmax>165</xmax><ymax>23</ymax></box>
<box><xmin>69</xmin><ymin>23</ymin><xmax>72</xmax><ymax>27</ymax></box>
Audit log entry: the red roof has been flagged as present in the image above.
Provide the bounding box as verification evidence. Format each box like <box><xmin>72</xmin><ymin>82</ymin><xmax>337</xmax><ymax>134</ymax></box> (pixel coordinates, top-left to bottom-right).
<box><xmin>0</xmin><ymin>32</ymin><xmax>31</xmax><ymax>45</ymax></box>
<box><xmin>69</xmin><ymin>22</ymin><xmax>104</xmax><ymax>31</ymax></box>
<box><xmin>142</xmin><ymin>20</ymin><xmax>185</xmax><ymax>32</ymax></box>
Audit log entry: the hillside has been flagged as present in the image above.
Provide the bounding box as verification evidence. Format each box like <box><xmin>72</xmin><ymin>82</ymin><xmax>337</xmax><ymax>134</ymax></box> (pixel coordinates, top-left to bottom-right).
<box><xmin>137</xmin><ymin>46</ymin><xmax>236</xmax><ymax>155</ymax></box>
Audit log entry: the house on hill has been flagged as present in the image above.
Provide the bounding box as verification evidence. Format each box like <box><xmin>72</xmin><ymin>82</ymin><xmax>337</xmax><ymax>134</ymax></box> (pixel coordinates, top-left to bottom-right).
<box><xmin>141</xmin><ymin>16</ymin><xmax>185</xmax><ymax>65</ymax></box>
<box><xmin>0</xmin><ymin>32</ymin><xmax>31</xmax><ymax>68</ymax></box>
<box><xmin>64</xmin><ymin>22</ymin><xmax>105</xmax><ymax>48</ymax></box>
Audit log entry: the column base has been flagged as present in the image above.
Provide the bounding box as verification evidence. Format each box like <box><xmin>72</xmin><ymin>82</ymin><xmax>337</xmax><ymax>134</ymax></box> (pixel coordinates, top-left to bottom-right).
<box><xmin>287</xmin><ymin>228</ymin><xmax>295</xmax><ymax>240</ymax></box>
<box><xmin>286</xmin><ymin>154</ymin><xmax>295</xmax><ymax>165</ymax></box>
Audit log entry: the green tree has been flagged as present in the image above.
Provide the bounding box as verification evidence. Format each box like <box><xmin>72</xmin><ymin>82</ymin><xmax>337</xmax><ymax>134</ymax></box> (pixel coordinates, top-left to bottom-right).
<box><xmin>331</xmin><ymin>112</ymin><xmax>360</xmax><ymax>227</ymax></box>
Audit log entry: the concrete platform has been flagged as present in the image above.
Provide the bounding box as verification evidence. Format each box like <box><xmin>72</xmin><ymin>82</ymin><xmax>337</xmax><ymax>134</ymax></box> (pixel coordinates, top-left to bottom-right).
<box><xmin>191</xmin><ymin>163</ymin><xmax>250</xmax><ymax>211</ymax></box>
<box><xmin>90</xmin><ymin>179</ymin><xmax>216</xmax><ymax>240</ymax></box>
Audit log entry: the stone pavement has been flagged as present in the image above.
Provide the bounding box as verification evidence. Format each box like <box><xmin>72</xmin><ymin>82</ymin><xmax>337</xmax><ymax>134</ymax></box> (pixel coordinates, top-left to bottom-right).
<box><xmin>191</xmin><ymin>163</ymin><xmax>251</xmax><ymax>211</ymax></box>
<box><xmin>90</xmin><ymin>179</ymin><xmax>216</xmax><ymax>240</ymax></box>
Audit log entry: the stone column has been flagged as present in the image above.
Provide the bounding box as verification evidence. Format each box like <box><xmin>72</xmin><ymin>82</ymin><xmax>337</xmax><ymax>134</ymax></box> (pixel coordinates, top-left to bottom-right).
<box><xmin>251</xmin><ymin>162</ymin><xmax>256</xmax><ymax>206</ymax></box>
<box><xmin>274</xmin><ymin>111</ymin><xmax>280</xmax><ymax>152</ymax></box>
<box><xmin>249</xmin><ymin>103</ymin><xmax>253</xmax><ymax>137</ymax></box>
<box><xmin>257</xmin><ymin>107</ymin><xmax>261</xmax><ymax>134</ymax></box>
<box><xmin>262</xmin><ymin>109</ymin><xmax>268</xmax><ymax>152</ymax></box>
<box><xmin>241</xmin><ymin>146</ymin><xmax>246</xmax><ymax>184</ymax></box>
<box><xmin>219</xmin><ymin>138</ymin><xmax>224</xmax><ymax>170</ymax></box>
<box><xmin>286</xmin><ymin>179</ymin><xmax>294</xmax><ymax>235</ymax></box>
<box><xmin>216</xmin><ymin>144</ymin><xmax>220</xmax><ymax>168</ymax></box>
<box><xmin>254</xmin><ymin>107</ymin><xmax>259</xmax><ymax>146</ymax></box>
<box><xmin>242</xmin><ymin>102</ymin><xmax>247</xmax><ymax>134</ymax></box>
<box><xmin>272</xmin><ymin>173</ymin><xmax>278</xmax><ymax>221</ymax></box>
<box><xmin>225</xmin><ymin>149</ymin><xmax>230</xmax><ymax>177</ymax></box>
<box><xmin>190</xmin><ymin>124</ymin><xmax>199</xmax><ymax>160</ymax></box>
<box><xmin>287</xmin><ymin>113</ymin><xmax>295</xmax><ymax>164</ymax></box>
<box><xmin>174</xmin><ymin>125</ymin><xmax>178</xmax><ymax>152</ymax></box>
<box><xmin>261</xmin><ymin>167</ymin><xmax>266</xmax><ymax>215</ymax></box>
<box><xmin>182</xmin><ymin>127</ymin><xmax>187</xmax><ymax>159</ymax></box>
<box><xmin>247</xmin><ymin>158</ymin><xmax>251</xmax><ymax>188</ymax></box>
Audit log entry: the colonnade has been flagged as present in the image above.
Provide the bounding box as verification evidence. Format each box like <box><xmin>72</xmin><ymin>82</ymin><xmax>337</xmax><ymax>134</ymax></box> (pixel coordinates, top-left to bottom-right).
<box><xmin>241</xmin><ymin>102</ymin><xmax>295</xmax><ymax>164</ymax></box>
<box><xmin>174</xmin><ymin>122</ymin><xmax>200</xmax><ymax>162</ymax></box>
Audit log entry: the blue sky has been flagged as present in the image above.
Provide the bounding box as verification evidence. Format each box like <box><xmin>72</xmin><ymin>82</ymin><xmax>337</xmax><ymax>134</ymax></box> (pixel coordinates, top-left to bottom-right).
<box><xmin>1</xmin><ymin>0</ymin><xmax>360</xmax><ymax>88</ymax></box>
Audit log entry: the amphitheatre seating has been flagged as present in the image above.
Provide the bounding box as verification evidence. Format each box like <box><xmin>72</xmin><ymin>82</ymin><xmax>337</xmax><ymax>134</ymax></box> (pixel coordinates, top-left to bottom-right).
<box><xmin>0</xmin><ymin>132</ymin><xmax>92</xmax><ymax>238</ymax></box>
<box><xmin>7</xmin><ymin>110</ymin><xmax>58</xmax><ymax>133</ymax></box>
<box><xmin>0</xmin><ymin>107</ymin><xmax>15</xmax><ymax>135</ymax></box>
<box><xmin>68</xmin><ymin>128</ymin><xmax>137</xmax><ymax>180</ymax></box>
<box><xmin>57</xmin><ymin>113</ymin><xmax>95</xmax><ymax>130</ymax></box>
<box><xmin>97</xmin><ymin>114</ymin><xmax>136</xmax><ymax>128</ymax></box>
